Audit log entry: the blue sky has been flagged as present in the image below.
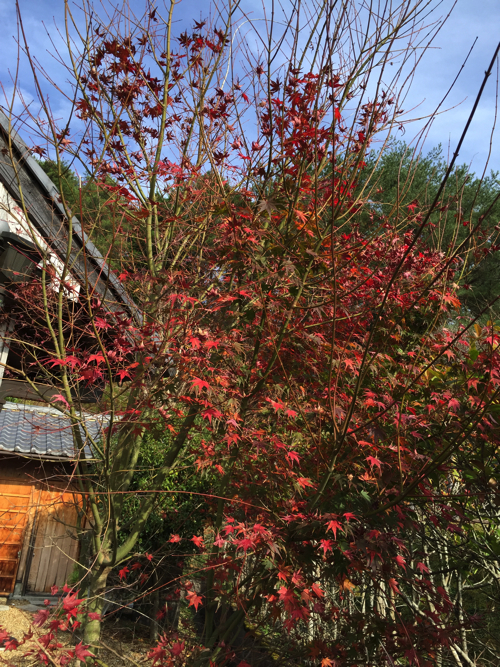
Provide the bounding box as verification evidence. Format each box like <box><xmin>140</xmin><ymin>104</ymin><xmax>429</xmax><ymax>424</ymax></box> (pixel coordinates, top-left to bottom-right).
<box><xmin>403</xmin><ymin>0</ymin><xmax>500</xmax><ymax>176</ymax></box>
<box><xmin>0</xmin><ymin>0</ymin><xmax>498</xmax><ymax>175</ymax></box>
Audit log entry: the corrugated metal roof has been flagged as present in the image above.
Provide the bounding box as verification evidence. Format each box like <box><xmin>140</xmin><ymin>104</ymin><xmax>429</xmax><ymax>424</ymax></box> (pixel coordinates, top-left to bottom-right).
<box><xmin>0</xmin><ymin>401</ymin><xmax>104</xmax><ymax>460</ymax></box>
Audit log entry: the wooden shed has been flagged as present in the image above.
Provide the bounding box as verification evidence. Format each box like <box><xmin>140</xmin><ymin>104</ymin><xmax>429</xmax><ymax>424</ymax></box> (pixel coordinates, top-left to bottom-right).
<box><xmin>0</xmin><ymin>402</ymin><xmax>103</xmax><ymax>597</ymax></box>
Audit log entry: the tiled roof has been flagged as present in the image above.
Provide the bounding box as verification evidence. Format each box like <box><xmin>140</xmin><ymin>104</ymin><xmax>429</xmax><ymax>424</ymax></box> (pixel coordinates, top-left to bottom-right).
<box><xmin>0</xmin><ymin>401</ymin><xmax>104</xmax><ymax>460</ymax></box>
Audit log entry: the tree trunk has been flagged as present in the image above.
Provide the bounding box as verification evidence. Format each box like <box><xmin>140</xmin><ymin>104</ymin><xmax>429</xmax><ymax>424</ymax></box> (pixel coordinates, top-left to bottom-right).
<box><xmin>149</xmin><ymin>571</ymin><xmax>160</xmax><ymax>643</ymax></box>
<box><xmin>83</xmin><ymin>565</ymin><xmax>112</xmax><ymax>648</ymax></box>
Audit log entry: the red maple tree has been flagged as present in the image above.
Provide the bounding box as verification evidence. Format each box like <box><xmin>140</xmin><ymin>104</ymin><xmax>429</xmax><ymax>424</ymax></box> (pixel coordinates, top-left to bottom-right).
<box><xmin>2</xmin><ymin>1</ymin><xmax>500</xmax><ymax>665</ymax></box>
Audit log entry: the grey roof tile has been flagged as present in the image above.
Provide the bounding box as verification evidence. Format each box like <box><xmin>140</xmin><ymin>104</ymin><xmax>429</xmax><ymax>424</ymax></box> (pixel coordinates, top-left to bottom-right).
<box><xmin>0</xmin><ymin>401</ymin><xmax>104</xmax><ymax>460</ymax></box>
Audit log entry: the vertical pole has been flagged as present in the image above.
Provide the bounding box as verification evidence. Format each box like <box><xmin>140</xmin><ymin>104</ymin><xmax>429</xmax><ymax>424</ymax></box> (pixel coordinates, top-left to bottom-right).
<box><xmin>0</xmin><ymin>305</ymin><xmax>15</xmax><ymax>398</ymax></box>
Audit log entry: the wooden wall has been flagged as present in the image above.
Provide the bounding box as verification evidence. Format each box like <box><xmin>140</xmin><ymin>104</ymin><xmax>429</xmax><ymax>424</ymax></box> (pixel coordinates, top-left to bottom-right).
<box><xmin>0</xmin><ymin>454</ymin><xmax>83</xmax><ymax>594</ymax></box>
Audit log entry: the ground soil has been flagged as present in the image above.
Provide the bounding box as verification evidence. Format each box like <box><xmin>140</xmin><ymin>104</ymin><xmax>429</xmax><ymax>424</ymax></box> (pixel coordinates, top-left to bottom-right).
<box><xmin>0</xmin><ymin>602</ymin><xmax>153</xmax><ymax>666</ymax></box>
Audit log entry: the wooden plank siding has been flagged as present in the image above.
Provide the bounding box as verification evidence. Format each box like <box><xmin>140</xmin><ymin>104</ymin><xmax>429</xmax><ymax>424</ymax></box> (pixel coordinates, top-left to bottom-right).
<box><xmin>0</xmin><ymin>480</ymin><xmax>32</xmax><ymax>595</ymax></box>
<box><xmin>28</xmin><ymin>489</ymin><xmax>82</xmax><ymax>593</ymax></box>
<box><xmin>0</xmin><ymin>455</ymin><xmax>83</xmax><ymax>594</ymax></box>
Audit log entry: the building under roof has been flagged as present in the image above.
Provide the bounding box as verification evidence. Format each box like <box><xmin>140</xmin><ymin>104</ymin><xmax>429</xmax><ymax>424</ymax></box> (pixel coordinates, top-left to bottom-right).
<box><xmin>0</xmin><ymin>111</ymin><xmax>127</xmax><ymax>599</ymax></box>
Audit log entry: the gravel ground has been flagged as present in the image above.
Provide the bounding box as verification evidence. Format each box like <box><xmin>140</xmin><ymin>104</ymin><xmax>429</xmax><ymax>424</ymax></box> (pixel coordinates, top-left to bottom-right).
<box><xmin>0</xmin><ymin>603</ymin><xmax>152</xmax><ymax>666</ymax></box>
<box><xmin>0</xmin><ymin>605</ymin><xmax>34</xmax><ymax>663</ymax></box>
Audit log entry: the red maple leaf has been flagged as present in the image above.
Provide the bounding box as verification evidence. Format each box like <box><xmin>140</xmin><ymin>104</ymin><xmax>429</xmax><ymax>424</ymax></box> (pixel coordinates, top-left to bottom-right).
<box><xmin>395</xmin><ymin>555</ymin><xmax>406</xmax><ymax>570</ymax></box>
<box><xmin>235</xmin><ymin>537</ymin><xmax>254</xmax><ymax>553</ymax></box>
<box><xmin>388</xmin><ymin>578</ymin><xmax>400</xmax><ymax>594</ymax></box>
<box><xmin>47</xmin><ymin>355</ymin><xmax>81</xmax><ymax>369</ymax></box>
<box><xmin>32</xmin><ymin>608</ymin><xmax>51</xmax><ymax>627</ymax></box>
<box><xmin>311</xmin><ymin>582</ymin><xmax>325</xmax><ymax>598</ymax></box>
<box><xmin>171</xmin><ymin>641</ymin><xmax>185</xmax><ymax>656</ymax></box>
<box><xmin>291</xmin><ymin>606</ymin><xmax>310</xmax><ymax>622</ymax></box>
<box><xmin>201</xmin><ymin>407</ymin><xmax>223</xmax><ymax>423</ymax></box>
<box><xmin>186</xmin><ymin>591</ymin><xmax>203</xmax><ymax>611</ymax></box>
<box><xmin>148</xmin><ymin>644</ymin><xmax>166</xmax><ymax>666</ymax></box>
<box><xmin>73</xmin><ymin>642</ymin><xmax>95</xmax><ymax>661</ymax></box>
<box><xmin>191</xmin><ymin>377</ymin><xmax>210</xmax><ymax>391</ymax></box>
<box><xmin>278</xmin><ymin>586</ymin><xmax>296</xmax><ymax>609</ymax></box>
<box><xmin>325</xmin><ymin>519</ymin><xmax>343</xmax><ymax>539</ymax></box>
<box><xmin>366</xmin><ymin>455</ymin><xmax>383</xmax><ymax>471</ymax></box>
<box><xmin>191</xmin><ymin>535</ymin><xmax>204</xmax><ymax>548</ymax></box>
<box><xmin>296</xmin><ymin>477</ymin><xmax>315</xmax><ymax>490</ymax></box>
<box><xmin>4</xmin><ymin>638</ymin><xmax>18</xmax><ymax>651</ymax></box>
<box><xmin>214</xmin><ymin>533</ymin><xmax>226</xmax><ymax>547</ymax></box>
<box><xmin>189</xmin><ymin>336</ymin><xmax>201</xmax><ymax>349</ymax></box>
<box><xmin>416</xmin><ymin>561</ymin><xmax>429</xmax><ymax>575</ymax></box>
<box><xmin>52</xmin><ymin>394</ymin><xmax>70</xmax><ymax>408</ymax></box>
<box><xmin>62</xmin><ymin>591</ymin><xmax>84</xmax><ymax>618</ymax></box>
<box><xmin>286</xmin><ymin>450</ymin><xmax>300</xmax><ymax>466</ymax></box>
<box><xmin>266</xmin><ymin>397</ymin><xmax>284</xmax><ymax>411</ymax></box>
<box><xmin>320</xmin><ymin>539</ymin><xmax>333</xmax><ymax>556</ymax></box>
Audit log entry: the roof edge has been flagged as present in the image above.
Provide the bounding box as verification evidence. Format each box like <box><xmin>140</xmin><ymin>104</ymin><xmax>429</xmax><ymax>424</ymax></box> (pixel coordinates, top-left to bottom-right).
<box><xmin>0</xmin><ymin>108</ymin><xmax>140</xmax><ymax>321</ymax></box>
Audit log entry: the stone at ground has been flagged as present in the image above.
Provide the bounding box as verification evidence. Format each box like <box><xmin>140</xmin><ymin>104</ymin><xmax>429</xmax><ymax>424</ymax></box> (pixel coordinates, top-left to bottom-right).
<box><xmin>10</xmin><ymin>595</ymin><xmax>59</xmax><ymax>606</ymax></box>
<box><xmin>13</xmin><ymin>604</ymin><xmax>43</xmax><ymax>613</ymax></box>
